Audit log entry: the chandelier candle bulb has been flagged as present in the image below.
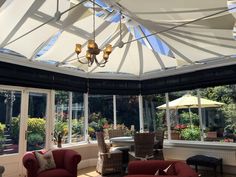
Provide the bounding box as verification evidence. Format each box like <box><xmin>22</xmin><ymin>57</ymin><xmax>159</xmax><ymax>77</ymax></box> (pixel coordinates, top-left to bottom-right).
<box><xmin>86</xmin><ymin>51</ymin><xmax>92</xmax><ymax>61</ymax></box>
<box><xmin>75</xmin><ymin>44</ymin><xmax>82</xmax><ymax>54</ymax></box>
<box><xmin>103</xmin><ymin>53</ymin><xmax>109</xmax><ymax>60</ymax></box>
<box><xmin>104</xmin><ymin>44</ymin><xmax>112</xmax><ymax>54</ymax></box>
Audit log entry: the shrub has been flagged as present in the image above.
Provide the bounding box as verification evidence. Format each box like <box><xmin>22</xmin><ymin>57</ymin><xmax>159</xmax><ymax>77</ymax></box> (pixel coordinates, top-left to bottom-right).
<box><xmin>54</xmin><ymin>119</ymin><xmax>68</xmax><ymax>142</ymax></box>
<box><xmin>27</xmin><ymin>133</ymin><xmax>44</xmax><ymax>150</ymax></box>
<box><xmin>181</xmin><ymin>126</ymin><xmax>201</xmax><ymax>140</ymax></box>
<box><xmin>180</xmin><ymin>112</ymin><xmax>199</xmax><ymax>126</ymax></box>
<box><xmin>27</xmin><ymin>118</ymin><xmax>46</xmax><ymax>137</ymax></box>
<box><xmin>0</xmin><ymin>123</ymin><xmax>5</xmax><ymax>138</ymax></box>
<box><xmin>72</xmin><ymin>118</ymin><xmax>84</xmax><ymax>135</ymax></box>
<box><xmin>28</xmin><ymin>133</ymin><xmax>44</xmax><ymax>146</ymax></box>
<box><xmin>12</xmin><ymin>117</ymin><xmax>20</xmax><ymax>143</ymax></box>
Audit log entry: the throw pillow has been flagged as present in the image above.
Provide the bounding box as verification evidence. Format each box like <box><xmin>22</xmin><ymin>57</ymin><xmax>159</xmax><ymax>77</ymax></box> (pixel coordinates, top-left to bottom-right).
<box><xmin>163</xmin><ymin>164</ymin><xmax>175</xmax><ymax>175</ymax></box>
<box><xmin>154</xmin><ymin>169</ymin><xmax>160</xmax><ymax>175</ymax></box>
<box><xmin>35</xmin><ymin>150</ymin><xmax>56</xmax><ymax>173</ymax></box>
<box><xmin>154</xmin><ymin>164</ymin><xmax>175</xmax><ymax>176</ymax></box>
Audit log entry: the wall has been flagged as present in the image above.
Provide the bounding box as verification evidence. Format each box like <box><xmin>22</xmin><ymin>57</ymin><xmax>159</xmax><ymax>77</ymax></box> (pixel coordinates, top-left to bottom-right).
<box><xmin>69</xmin><ymin>143</ymin><xmax>98</xmax><ymax>169</ymax></box>
<box><xmin>164</xmin><ymin>141</ymin><xmax>236</xmax><ymax>174</ymax></box>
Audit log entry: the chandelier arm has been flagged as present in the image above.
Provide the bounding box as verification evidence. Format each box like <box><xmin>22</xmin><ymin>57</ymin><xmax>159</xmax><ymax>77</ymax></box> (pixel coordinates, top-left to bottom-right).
<box><xmin>96</xmin><ymin>61</ymin><xmax>106</xmax><ymax>67</ymax></box>
<box><xmin>78</xmin><ymin>58</ymin><xmax>89</xmax><ymax>64</ymax></box>
<box><xmin>77</xmin><ymin>54</ymin><xmax>90</xmax><ymax>64</ymax></box>
<box><xmin>94</xmin><ymin>58</ymin><xmax>107</xmax><ymax>66</ymax></box>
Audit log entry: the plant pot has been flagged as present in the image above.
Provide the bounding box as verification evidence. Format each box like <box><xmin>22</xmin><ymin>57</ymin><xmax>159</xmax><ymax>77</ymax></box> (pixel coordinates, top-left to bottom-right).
<box><xmin>171</xmin><ymin>131</ymin><xmax>180</xmax><ymax>140</ymax></box>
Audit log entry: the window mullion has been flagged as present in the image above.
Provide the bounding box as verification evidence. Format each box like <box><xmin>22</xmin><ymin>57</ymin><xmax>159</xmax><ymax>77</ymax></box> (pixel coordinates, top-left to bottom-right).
<box><xmin>197</xmin><ymin>89</ymin><xmax>204</xmax><ymax>141</ymax></box>
<box><xmin>84</xmin><ymin>93</ymin><xmax>89</xmax><ymax>142</ymax></box>
<box><xmin>68</xmin><ymin>92</ymin><xmax>72</xmax><ymax>144</ymax></box>
<box><xmin>113</xmin><ymin>95</ymin><xmax>117</xmax><ymax>129</ymax></box>
<box><xmin>166</xmin><ymin>93</ymin><xmax>171</xmax><ymax>140</ymax></box>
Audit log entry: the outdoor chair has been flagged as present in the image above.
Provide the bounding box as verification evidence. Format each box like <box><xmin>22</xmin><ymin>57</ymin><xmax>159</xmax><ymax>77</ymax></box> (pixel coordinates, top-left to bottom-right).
<box><xmin>129</xmin><ymin>132</ymin><xmax>155</xmax><ymax>161</ymax></box>
<box><xmin>96</xmin><ymin>132</ymin><xmax>123</xmax><ymax>175</ymax></box>
<box><xmin>153</xmin><ymin>129</ymin><xmax>165</xmax><ymax>160</ymax></box>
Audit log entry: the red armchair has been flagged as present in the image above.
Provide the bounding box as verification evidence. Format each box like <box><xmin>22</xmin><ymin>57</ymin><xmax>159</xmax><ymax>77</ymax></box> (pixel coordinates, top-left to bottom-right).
<box><xmin>23</xmin><ymin>149</ymin><xmax>81</xmax><ymax>177</ymax></box>
<box><xmin>125</xmin><ymin>160</ymin><xmax>198</xmax><ymax>177</ymax></box>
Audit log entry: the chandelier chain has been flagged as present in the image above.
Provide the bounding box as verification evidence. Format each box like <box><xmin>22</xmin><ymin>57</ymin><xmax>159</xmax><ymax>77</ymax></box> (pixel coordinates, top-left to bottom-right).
<box><xmin>93</xmin><ymin>0</ymin><xmax>95</xmax><ymax>41</ymax></box>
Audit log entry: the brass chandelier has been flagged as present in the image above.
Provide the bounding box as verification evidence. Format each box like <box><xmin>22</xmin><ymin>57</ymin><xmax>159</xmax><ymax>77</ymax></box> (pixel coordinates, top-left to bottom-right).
<box><xmin>75</xmin><ymin>0</ymin><xmax>112</xmax><ymax>67</ymax></box>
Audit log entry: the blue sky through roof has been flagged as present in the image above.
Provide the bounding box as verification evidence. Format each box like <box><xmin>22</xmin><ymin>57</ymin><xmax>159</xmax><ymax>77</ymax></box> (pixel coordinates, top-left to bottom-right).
<box><xmin>140</xmin><ymin>26</ymin><xmax>172</xmax><ymax>56</ymax></box>
<box><xmin>133</xmin><ymin>27</ymin><xmax>146</xmax><ymax>45</ymax></box>
<box><xmin>36</xmin><ymin>31</ymin><xmax>61</xmax><ymax>58</ymax></box>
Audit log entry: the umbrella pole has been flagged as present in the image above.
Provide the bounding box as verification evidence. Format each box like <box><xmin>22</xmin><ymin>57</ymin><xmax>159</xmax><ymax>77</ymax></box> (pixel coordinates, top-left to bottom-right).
<box><xmin>188</xmin><ymin>107</ymin><xmax>192</xmax><ymax>126</ymax></box>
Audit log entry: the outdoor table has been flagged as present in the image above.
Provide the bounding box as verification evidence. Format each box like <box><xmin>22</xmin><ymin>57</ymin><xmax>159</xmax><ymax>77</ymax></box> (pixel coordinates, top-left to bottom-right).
<box><xmin>110</xmin><ymin>136</ymin><xmax>134</xmax><ymax>147</ymax></box>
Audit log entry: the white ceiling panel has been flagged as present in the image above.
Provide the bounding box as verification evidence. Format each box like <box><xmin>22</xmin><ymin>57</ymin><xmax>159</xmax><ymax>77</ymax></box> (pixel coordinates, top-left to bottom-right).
<box><xmin>0</xmin><ymin>0</ymin><xmax>236</xmax><ymax>80</ymax></box>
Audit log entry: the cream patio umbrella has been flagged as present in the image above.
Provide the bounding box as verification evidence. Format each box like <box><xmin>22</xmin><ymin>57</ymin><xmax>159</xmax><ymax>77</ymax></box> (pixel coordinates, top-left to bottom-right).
<box><xmin>158</xmin><ymin>94</ymin><xmax>224</xmax><ymax>125</ymax></box>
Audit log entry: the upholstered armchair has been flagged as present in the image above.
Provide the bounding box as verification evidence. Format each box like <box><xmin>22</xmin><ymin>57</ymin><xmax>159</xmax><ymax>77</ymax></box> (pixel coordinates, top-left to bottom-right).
<box><xmin>23</xmin><ymin>149</ymin><xmax>81</xmax><ymax>177</ymax></box>
<box><xmin>0</xmin><ymin>165</ymin><xmax>5</xmax><ymax>177</ymax></box>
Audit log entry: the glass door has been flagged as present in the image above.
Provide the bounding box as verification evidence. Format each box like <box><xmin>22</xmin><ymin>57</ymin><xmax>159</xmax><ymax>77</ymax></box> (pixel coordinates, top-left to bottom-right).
<box><xmin>0</xmin><ymin>86</ymin><xmax>53</xmax><ymax>177</ymax></box>
<box><xmin>26</xmin><ymin>92</ymin><xmax>48</xmax><ymax>151</ymax></box>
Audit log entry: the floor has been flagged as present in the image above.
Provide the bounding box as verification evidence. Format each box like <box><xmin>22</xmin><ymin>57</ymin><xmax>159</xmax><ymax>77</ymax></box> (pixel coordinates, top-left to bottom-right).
<box><xmin>77</xmin><ymin>166</ymin><xmax>236</xmax><ymax>177</ymax></box>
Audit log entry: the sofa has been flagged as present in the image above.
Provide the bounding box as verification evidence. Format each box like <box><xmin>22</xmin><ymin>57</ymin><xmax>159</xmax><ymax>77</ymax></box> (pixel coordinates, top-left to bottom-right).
<box><xmin>125</xmin><ymin>160</ymin><xmax>198</xmax><ymax>177</ymax></box>
<box><xmin>23</xmin><ymin>149</ymin><xmax>81</xmax><ymax>177</ymax></box>
<box><xmin>0</xmin><ymin>165</ymin><xmax>4</xmax><ymax>177</ymax></box>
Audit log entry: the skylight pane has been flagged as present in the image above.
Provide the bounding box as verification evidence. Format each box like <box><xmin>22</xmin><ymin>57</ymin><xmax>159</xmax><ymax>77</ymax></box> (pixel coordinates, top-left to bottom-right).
<box><xmin>141</xmin><ymin>26</ymin><xmax>172</xmax><ymax>56</ymax></box>
<box><xmin>95</xmin><ymin>0</ymin><xmax>107</xmax><ymax>8</ymax></box>
<box><xmin>108</xmin><ymin>12</ymin><xmax>120</xmax><ymax>22</ymax></box>
<box><xmin>133</xmin><ymin>27</ymin><xmax>146</xmax><ymax>45</ymax></box>
<box><xmin>36</xmin><ymin>31</ymin><xmax>62</xmax><ymax>58</ymax></box>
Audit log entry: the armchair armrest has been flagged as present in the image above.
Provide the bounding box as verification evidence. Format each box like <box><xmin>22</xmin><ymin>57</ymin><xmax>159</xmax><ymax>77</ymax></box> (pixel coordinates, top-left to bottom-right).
<box><xmin>175</xmin><ymin>162</ymin><xmax>198</xmax><ymax>177</ymax></box>
<box><xmin>99</xmin><ymin>150</ymin><xmax>122</xmax><ymax>160</ymax></box>
<box><xmin>22</xmin><ymin>152</ymin><xmax>39</xmax><ymax>177</ymax></box>
<box><xmin>64</xmin><ymin>150</ymin><xmax>81</xmax><ymax>176</ymax></box>
<box><xmin>0</xmin><ymin>165</ymin><xmax>5</xmax><ymax>176</ymax></box>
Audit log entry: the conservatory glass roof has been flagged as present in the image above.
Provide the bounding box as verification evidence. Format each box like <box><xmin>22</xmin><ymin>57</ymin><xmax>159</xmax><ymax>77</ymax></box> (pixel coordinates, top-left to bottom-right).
<box><xmin>1</xmin><ymin>0</ymin><xmax>236</xmax><ymax>80</ymax></box>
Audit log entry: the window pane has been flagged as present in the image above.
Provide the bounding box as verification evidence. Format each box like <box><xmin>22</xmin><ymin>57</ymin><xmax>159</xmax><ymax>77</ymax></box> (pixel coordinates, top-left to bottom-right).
<box><xmin>55</xmin><ymin>91</ymin><xmax>69</xmax><ymax>145</ymax></box>
<box><xmin>116</xmin><ymin>95</ymin><xmax>139</xmax><ymax>133</ymax></box>
<box><xmin>143</xmin><ymin>94</ymin><xmax>166</xmax><ymax>133</ymax></box>
<box><xmin>168</xmin><ymin>90</ymin><xmax>201</xmax><ymax>141</ymax></box>
<box><xmin>72</xmin><ymin>92</ymin><xmax>85</xmax><ymax>142</ymax></box>
<box><xmin>27</xmin><ymin>92</ymin><xmax>47</xmax><ymax>151</ymax></box>
<box><xmin>200</xmin><ymin>85</ymin><xmax>236</xmax><ymax>143</ymax></box>
<box><xmin>0</xmin><ymin>89</ymin><xmax>21</xmax><ymax>155</ymax></box>
<box><xmin>88</xmin><ymin>95</ymin><xmax>113</xmax><ymax>140</ymax></box>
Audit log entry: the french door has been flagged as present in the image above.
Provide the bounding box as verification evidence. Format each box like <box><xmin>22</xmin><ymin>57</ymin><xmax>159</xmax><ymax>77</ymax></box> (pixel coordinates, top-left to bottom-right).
<box><xmin>0</xmin><ymin>85</ymin><xmax>54</xmax><ymax>177</ymax></box>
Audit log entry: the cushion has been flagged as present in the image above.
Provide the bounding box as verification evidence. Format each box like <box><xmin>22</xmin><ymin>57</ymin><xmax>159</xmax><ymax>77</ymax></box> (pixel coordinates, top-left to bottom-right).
<box><xmin>154</xmin><ymin>164</ymin><xmax>175</xmax><ymax>176</ymax></box>
<box><xmin>35</xmin><ymin>150</ymin><xmax>56</xmax><ymax>173</ymax></box>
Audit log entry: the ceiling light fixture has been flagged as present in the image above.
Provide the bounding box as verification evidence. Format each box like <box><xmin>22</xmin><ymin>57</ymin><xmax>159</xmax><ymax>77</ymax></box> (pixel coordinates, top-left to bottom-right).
<box><xmin>75</xmin><ymin>0</ymin><xmax>112</xmax><ymax>67</ymax></box>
